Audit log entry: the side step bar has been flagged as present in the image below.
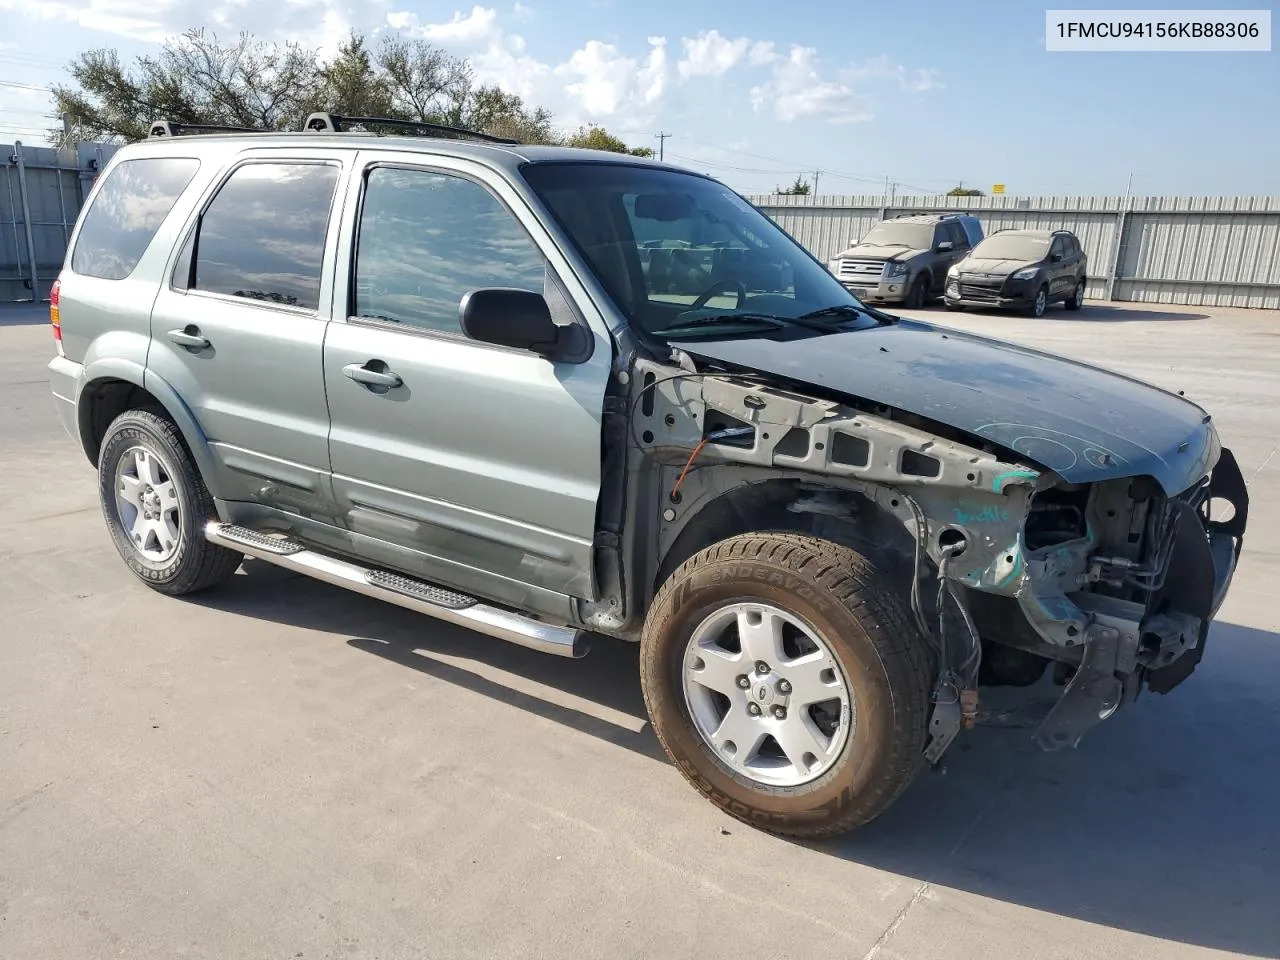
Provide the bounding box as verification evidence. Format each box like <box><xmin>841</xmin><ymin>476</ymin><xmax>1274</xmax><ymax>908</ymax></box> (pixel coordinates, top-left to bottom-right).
<box><xmin>205</xmin><ymin>522</ymin><xmax>591</xmax><ymax>658</ymax></box>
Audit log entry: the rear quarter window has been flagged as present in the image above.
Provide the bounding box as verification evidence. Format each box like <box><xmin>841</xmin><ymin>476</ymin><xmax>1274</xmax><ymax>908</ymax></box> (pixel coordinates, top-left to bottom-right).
<box><xmin>70</xmin><ymin>157</ymin><xmax>200</xmax><ymax>280</ymax></box>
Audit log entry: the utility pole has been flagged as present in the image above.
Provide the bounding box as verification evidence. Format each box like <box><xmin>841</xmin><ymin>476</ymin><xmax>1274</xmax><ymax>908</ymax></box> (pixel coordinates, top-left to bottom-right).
<box><xmin>654</xmin><ymin>131</ymin><xmax>671</xmax><ymax>161</ymax></box>
<box><xmin>812</xmin><ymin>169</ymin><xmax>822</xmax><ymax>197</ymax></box>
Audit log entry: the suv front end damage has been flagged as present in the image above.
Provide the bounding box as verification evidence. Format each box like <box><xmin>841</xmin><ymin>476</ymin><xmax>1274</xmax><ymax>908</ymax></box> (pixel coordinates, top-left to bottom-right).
<box><xmin>627</xmin><ymin>346</ymin><xmax>1249</xmax><ymax>766</ymax></box>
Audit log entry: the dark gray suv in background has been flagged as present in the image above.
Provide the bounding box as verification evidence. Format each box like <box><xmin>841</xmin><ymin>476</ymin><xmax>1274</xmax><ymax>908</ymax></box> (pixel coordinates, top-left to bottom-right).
<box><xmin>944</xmin><ymin>228</ymin><xmax>1088</xmax><ymax>317</ymax></box>
<box><xmin>827</xmin><ymin>212</ymin><xmax>983</xmax><ymax>308</ymax></box>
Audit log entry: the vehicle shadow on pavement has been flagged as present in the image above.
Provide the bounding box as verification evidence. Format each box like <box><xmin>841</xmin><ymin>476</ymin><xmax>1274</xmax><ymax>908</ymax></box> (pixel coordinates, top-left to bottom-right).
<box><xmin>190</xmin><ymin>560</ymin><xmax>667</xmax><ymax>763</ymax></box>
<box><xmin>827</xmin><ymin>619</ymin><xmax>1280</xmax><ymax>956</ymax></box>
<box><xmin>194</xmin><ymin>565</ymin><xmax>1279</xmax><ymax>954</ymax></box>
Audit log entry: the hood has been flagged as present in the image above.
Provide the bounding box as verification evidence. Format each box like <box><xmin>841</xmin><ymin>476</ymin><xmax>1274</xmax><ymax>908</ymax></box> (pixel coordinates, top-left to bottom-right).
<box><xmin>954</xmin><ymin>257</ymin><xmax>1040</xmax><ymax>277</ymax></box>
<box><xmin>676</xmin><ymin>319</ymin><xmax>1219</xmax><ymax>495</ymax></box>
<box><xmin>833</xmin><ymin>243</ymin><xmax>928</xmax><ymax>263</ymax></box>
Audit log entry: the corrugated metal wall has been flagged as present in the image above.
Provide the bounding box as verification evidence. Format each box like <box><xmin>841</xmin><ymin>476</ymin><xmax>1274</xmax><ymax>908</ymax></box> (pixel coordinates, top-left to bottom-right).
<box><xmin>750</xmin><ymin>193</ymin><xmax>1280</xmax><ymax>309</ymax></box>
<box><xmin>1</xmin><ymin>140</ymin><xmax>118</xmax><ymax>302</ymax></box>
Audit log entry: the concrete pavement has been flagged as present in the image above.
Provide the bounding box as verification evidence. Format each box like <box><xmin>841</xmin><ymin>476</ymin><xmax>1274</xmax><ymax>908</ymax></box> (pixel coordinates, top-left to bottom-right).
<box><xmin>1</xmin><ymin>299</ymin><xmax>1278</xmax><ymax>959</ymax></box>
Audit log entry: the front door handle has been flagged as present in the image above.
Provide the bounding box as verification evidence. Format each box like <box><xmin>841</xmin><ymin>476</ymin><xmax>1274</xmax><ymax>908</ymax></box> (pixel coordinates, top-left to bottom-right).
<box><xmin>167</xmin><ymin>326</ymin><xmax>210</xmax><ymax>349</ymax></box>
<box><xmin>343</xmin><ymin>362</ymin><xmax>403</xmax><ymax>389</ymax></box>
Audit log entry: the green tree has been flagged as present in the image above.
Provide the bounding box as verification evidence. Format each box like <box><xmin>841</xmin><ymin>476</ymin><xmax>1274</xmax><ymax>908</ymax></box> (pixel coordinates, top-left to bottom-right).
<box><xmin>563</xmin><ymin>124</ymin><xmax>653</xmax><ymax>156</ymax></box>
<box><xmin>319</xmin><ymin>32</ymin><xmax>394</xmax><ymax>119</ymax></box>
<box><xmin>52</xmin><ymin>29</ymin><xmax>323</xmax><ymax>141</ymax></box>
<box><xmin>776</xmin><ymin>176</ymin><xmax>811</xmax><ymax>195</ymax></box>
<box><xmin>947</xmin><ymin>186</ymin><xmax>984</xmax><ymax>196</ymax></box>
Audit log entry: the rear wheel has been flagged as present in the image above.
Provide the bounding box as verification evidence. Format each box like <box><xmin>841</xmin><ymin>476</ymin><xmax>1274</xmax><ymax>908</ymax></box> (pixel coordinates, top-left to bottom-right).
<box><xmin>98</xmin><ymin>409</ymin><xmax>243</xmax><ymax>595</ymax></box>
<box><xmin>1065</xmin><ymin>278</ymin><xmax>1085</xmax><ymax>311</ymax></box>
<box><xmin>640</xmin><ymin>534</ymin><xmax>934</xmax><ymax>838</ymax></box>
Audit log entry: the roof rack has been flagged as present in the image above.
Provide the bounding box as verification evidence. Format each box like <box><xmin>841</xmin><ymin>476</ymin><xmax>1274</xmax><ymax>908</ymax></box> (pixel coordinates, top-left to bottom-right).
<box><xmin>301</xmin><ymin>112</ymin><xmax>519</xmax><ymax>145</ymax></box>
<box><xmin>148</xmin><ymin>120</ymin><xmax>270</xmax><ymax>138</ymax></box>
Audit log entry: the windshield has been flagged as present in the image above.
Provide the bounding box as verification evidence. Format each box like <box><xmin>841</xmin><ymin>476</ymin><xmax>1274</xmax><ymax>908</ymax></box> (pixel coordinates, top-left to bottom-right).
<box><xmin>520</xmin><ymin>162</ymin><xmax>879</xmax><ymax>339</ymax></box>
<box><xmin>858</xmin><ymin>222</ymin><xmax>934</xmax><ymax>249</ymax></box>
<box><xmin>971</xmin><ymin>234</ymin><xmax>1052</xmax><ymax>262</ymax></box>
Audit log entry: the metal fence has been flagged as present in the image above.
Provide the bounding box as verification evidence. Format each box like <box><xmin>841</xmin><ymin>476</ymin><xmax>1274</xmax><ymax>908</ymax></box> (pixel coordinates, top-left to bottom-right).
<box><xmin>748</xmin><ymin>193</ymin><xmax>1280</xmax><ymax>310</ymax></box>
<box><xmin>1</xmin><ymin>140</ymin><xmax>119</xmax><ymax>302</ymax></box>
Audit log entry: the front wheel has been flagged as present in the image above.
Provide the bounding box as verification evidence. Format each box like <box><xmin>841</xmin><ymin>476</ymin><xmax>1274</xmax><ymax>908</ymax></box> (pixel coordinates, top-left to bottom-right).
<box><xmin>98</xmin><ymin>408</ymin><xmax>243</xmax><ymax>595</ymax></box>
<box><xmin>1027</xmin><ymin>285</ymin><xmax>1049</xmax><ymax>318</ymax></box>
<box><xmin>905</xmin><ymin>274</ymin><xmax>929</xmax><ymax>309</ymax></box>
<box><xmin>640</xmin><ymin>534</ymin><xmax>934</xmax><ymax>838</ymax></box>
<box><xmin>1064</xmin><ymin>278</ymin><xmax>1085</xmax><ymax>311</ymax></box>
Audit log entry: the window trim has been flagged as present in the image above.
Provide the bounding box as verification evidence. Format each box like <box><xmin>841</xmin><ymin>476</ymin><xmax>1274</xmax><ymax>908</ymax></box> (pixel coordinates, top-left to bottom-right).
<box><xmin>345</xmin><ymin>160</ymin><xmax>593</xmax><ymax>360</ymax></box>
<box><xmin>166</xmin><ymin>157</ymin><xmax>343</xmax><ymax>316</ymax></box>
<box><xmin>70</xmin><ymin>155</ymin><xmax>202</xmax><ymax>282</ymax></box>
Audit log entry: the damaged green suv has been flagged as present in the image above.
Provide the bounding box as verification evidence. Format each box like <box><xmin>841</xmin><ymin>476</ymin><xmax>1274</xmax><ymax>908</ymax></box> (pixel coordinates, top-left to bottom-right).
<box><xmin>47</xmin><ymin>114</ymin><xmax>1248</xmax><ymax>837</ymax></box>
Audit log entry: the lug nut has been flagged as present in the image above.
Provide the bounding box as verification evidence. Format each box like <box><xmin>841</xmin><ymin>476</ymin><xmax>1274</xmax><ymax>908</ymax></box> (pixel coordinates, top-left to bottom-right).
<box><xmin>736</xmin><ymin>675</ymin><xmax>750</xmax><ymax>689</ymax></box>
<box><xmin>777</xmin><ymin>679</ymin><xmax>791</xmax><ymax>694</ymax></box>
<box><xmin>747</xmin><ymin>702</ymin><xmax>762</xmax><ymax>716</ymax></box>
<box><xmin>755</xmin><ymin>661</ymin><xmax>770</xmax><ymax>675</ymax></box>
<box><xmin>773</xmin><ymin>707</ymin><xmax>787</xmax><ymax>720</ymax></box>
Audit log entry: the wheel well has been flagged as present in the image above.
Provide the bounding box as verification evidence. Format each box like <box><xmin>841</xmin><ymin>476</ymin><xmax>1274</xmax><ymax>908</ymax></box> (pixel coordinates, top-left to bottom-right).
<box><xmin>79</xmin><ymin>378</ymin><xmax>164</xmax><ymax>466</ymax></box>
<box><xmin>652</xmin><ymin>479</ymin><xmax>917</xmax><ymax>600</ymax></box>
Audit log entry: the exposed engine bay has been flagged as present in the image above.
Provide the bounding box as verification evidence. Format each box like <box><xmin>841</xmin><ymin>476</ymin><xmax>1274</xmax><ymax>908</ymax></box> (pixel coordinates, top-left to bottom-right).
<box><xmin>613</xmin><ymin>349</ymin><xmax>1249</xmax><ymax>764</ymax></box>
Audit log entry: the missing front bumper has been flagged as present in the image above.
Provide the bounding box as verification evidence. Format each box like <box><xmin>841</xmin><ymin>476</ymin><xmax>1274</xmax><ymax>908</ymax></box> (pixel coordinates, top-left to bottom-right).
<box><xmin>1033</xmin><ymin>447</ymin><xmax>1249</xmax><ymax>750</ymax></box>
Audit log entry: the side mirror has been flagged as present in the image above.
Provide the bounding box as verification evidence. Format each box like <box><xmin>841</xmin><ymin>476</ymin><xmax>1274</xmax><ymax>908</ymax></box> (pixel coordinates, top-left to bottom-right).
<box><xmin>460</xmin><ymin>288</ymin><xmax>561</xmax><ymax>357</ymax></box>
<box><xmin>936</xmin><ymin>240</ymin><xmax>954</xmax><ymax>252</ymax></box>
<box><xmin>1050</xmin><ymin>253</ymin><xmax>1063</xmax><ymax>262</ymax></box>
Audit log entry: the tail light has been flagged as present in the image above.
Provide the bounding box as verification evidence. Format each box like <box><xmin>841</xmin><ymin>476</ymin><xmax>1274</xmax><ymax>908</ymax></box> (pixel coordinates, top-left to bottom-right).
<box><xmin>50</xmin><ymin>279</ymin><xmax>64</xmax><ymax>356</ymax></box>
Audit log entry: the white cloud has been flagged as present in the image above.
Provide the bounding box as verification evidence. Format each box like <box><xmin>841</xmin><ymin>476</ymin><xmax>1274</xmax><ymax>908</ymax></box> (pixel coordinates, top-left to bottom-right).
<box><xmin>749</xmin><ymin>45</ymin><xmax>873</xmax><ymax>124</ymax></box>
<box><xmin>0</xmin><ymin>0</ymin><xmax>375</xmax><ymax>48</ymax></box>
<box><xmin>676</xmin><ymin>31</ymin><xmax>779</xmax><ymax>80</ymax></box>
<box><xmin>843</xmin><ymin>54</ymin><xmax>945</xmax><ymax>92</ymax></box>
<box><xmin>511</xmin><ymin>1</ymin><xmax>533</xmax><ymax>20</ymax></box>
<box><xmin>387</xmin><ymin>4</ymin><xmax>497</xmax><ymax>44</ymax></box>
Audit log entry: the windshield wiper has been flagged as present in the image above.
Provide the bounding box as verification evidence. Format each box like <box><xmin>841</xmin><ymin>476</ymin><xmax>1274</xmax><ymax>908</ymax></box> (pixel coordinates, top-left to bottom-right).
<box><xmin>652</xmin><ymin>314</ymin><xmax>787</xmax><ymax>336</ymax></box>
<box><xmin>796</xmin><ymin>303</ymin><xmax>898</xmax><ymax>326</ymax></box>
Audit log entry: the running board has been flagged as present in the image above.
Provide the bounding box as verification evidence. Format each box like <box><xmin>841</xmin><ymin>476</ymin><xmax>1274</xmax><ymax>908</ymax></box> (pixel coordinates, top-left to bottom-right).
<box><xmin>205</xmin><ymin>522</ymin><xmax>591</xmax><ymax>658</ymax></box>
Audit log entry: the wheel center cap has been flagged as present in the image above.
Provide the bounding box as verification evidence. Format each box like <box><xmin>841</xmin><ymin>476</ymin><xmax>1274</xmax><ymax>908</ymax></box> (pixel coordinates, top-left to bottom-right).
<box><xmin>752</xmin><ymin>676</ymin><xmax>785</xmax><ymax>708</ymax></box>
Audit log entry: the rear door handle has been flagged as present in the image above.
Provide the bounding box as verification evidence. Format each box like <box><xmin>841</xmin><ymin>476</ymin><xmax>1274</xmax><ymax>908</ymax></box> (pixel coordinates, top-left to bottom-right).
<box><xmin>167</xmin><ymin>327</ymin><xmax>210</xmax><ymax>349</ymax></box>
<box><xmin>343</xmin><ymin>362</ymin><xmax>403</xmax><ymax>389</ymax></box>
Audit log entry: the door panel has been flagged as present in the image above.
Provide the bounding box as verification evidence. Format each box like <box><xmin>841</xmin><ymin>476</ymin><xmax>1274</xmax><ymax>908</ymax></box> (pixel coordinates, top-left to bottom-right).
<box><xmin>323</xmin><ymin>158</ymin><xmax>611</xmax><ymax>601</ymax></box>
<box><xmin>148</xmin><ymin>154</ymin><xmax>348</xmax><ymax>521</ymax></box>
<box><xmin>325</xmin><ymin>321</ymin><xmax>603</xmax><ymax>596</ymax></box>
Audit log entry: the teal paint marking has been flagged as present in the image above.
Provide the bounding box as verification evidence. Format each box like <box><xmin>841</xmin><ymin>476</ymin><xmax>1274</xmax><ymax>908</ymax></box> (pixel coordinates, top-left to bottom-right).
<box><xmin>952</xmin><ymin>502</ymin><xmax>1011</xmax><ymax>524</ymax></box>
<box><xmin>992</xmin><ymin>469</ymin><xmax>1039</xmax><ymax>494</ymax></box>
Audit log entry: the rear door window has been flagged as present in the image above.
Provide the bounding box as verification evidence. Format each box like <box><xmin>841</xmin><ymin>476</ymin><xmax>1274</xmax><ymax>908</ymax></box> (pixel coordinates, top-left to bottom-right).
<box><xmin>71</xmin><ymin>157</ymin><xmax>200</xmax><ymax>280</ymax></box>
<box><xmin>175</xmin><ymin>161</ymin><xmax>341</xmax><ymax>311</ymax></box>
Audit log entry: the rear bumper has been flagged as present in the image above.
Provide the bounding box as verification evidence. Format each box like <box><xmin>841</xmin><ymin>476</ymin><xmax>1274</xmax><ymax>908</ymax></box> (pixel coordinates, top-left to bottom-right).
<box><xmin>48</xmin><ymin>354</ymin><xmax>82</xmax><ymax>442</ymax></box>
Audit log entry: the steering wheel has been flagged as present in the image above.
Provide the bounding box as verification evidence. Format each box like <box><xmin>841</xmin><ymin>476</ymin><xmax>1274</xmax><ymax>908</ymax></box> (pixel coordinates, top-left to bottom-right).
<box><xmin>689</xmin><ymin>278</ymin><xmax>747</xmax><ymax>311</ymax></box>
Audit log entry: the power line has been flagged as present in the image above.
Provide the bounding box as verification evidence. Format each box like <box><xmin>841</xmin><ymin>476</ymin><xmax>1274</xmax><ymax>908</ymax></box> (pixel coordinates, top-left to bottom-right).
<box><xmin>0</xmin><ymin>80</ymin><xmax>52</xmax><ymax>93</ymax></box>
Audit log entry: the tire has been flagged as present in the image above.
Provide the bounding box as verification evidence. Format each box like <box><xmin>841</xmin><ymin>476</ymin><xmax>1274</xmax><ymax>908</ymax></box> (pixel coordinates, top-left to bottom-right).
<box><xmin>98</xmin><ymin>408</ymin><xmax>243</xmax><ymax>596</ymax></box>
<box><xmin>640</xmin><ymin>534</ymin><xmax>934</xmax><ymax>838</ymax></box>
<box><xmin>1027</xmin><ymin>285</ymin><xmax>1049</xmax><ymax>318</ymax></box>
<box><xmin>905</xmin><ymin>274</ymin><xmax>929</xmax><ymax>309</ymax></box>
<box><xmin>1064</xmin><ymin>278</ymin><xmax>1085</xmax><ymax>311</ymax></box>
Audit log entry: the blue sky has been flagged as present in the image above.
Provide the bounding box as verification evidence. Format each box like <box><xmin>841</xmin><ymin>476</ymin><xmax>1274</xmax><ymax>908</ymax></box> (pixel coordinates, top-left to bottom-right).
<box><xmin>0</xmin><ymin>0</ymin><xmax>1275</xmax><ymax>197</ymax></box>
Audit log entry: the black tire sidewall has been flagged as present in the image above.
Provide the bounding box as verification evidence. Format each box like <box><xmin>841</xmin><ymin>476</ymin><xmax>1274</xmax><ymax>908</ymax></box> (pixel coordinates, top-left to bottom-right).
<box><xmin>642</xmin><ymin>551</ymin><xmax>912</xmax><ymax>834</ymax></box>
<box><xmin>98</xmin><ymin>413</ymin><xmax>206</xmax><ymax>588</ymax></box>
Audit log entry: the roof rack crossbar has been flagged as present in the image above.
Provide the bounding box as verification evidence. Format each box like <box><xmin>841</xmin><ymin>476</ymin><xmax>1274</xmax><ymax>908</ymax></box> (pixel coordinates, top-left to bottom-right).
<box><xmin>302</xmin><ymin>112</ymin><xmax>519</xmax><ymax>145</ymax></box>
<box><xmin>148</xmin><ymin>120</ymin><xmax>271</xmax><ymax>138</ymax></box>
